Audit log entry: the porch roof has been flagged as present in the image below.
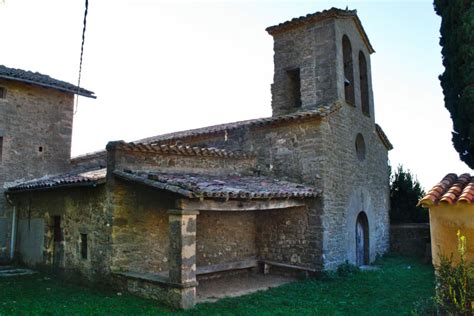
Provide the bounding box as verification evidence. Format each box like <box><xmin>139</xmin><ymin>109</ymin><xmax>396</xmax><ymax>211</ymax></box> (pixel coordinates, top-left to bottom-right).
<box><xmin>114</xmin><ymin>169</ymin><xmax>320</xmax><ymax>200</ymax></box>
<box><xmin>6</xmin><ymin>168</ymin><xmax>106</xmax><ymax>192</ymax></box>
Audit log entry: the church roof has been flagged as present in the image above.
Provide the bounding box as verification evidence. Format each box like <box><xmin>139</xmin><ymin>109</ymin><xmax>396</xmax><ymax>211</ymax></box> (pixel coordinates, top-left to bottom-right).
<box><xmin>375</xmin><ymin>124</ymin><xmax>393</xmax><ymax>150</ymax></box>
<box><xmin>6</xmin><ymin>168</ymin><xmax>106</xmax><ymax>192</ymax></box>
<box><xmin>418</xmin><ymin>173</ymin><xmax>474</xmax><ymax>207</ymax></box>
<box><xmin>266</xmin><ymin>7</ymin><xmax>375</xmax><ymax>54</ymax></box>
<box><xmin>72</xmin><ymin>101</ymin><xmax>393</xmax><ymax>163</ymax></box>
<box><xmin>137</xmin><ymin>102</ymin><xmax>341</xmax><ymax>145</ymax></box>
<box><xmin>114</xmin><ymin>170</ymin><xmax>319</xmax><ymax>200</ymax></box>
<box><xmin>0</xmin><ymin>65</ymin><xmax>96</xmax><ymax>98</ymax></box>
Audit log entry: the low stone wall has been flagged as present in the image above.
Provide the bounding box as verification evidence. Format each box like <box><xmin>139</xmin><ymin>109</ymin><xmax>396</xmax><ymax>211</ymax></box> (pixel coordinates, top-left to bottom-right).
<box><xmin>390</xmin><ymin>223</ymin><xmax>430</xmax><ymax>258</ymax></box>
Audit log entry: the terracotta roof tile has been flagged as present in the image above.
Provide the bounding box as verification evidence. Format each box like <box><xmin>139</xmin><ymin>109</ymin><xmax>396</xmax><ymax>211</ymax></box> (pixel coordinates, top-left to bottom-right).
<box><xmin>108</xmin><ymin>141</ymin><xmax>253</xmax><ymax>159</ymax></box>
<box><xmin>0</xmin><ymin>65</ymin><xmax>96</xmax><ymax>98</ymax></box>
<box><xmin>419</xmin><ymin>173</ymin><xmax>474</xmax><ymax>207</ymax></box>
<box><xmin>266</xmin><ymin>7</ymin><xmax>375</xmax><ymax>54</ymax></box>
<box><xmin>114</xmin><ymin>170</ymin><xmax>320</xmax><ymax>200</ymax></box>
<box><xmin>6</xmin><ymin>168</ymin><xmax>106</xmax><ymax>192</ymax></box>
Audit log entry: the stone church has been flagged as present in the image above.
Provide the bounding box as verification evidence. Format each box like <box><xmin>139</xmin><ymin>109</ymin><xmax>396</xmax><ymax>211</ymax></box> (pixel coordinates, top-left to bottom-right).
<box><xmin>0</xmin><ymin>8</ymin><xmax>391</xmax><ymax>309</ymax></box>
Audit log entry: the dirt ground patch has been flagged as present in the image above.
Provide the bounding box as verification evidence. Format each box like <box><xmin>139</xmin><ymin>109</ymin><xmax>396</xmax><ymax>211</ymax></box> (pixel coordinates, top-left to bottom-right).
<box><xmin>197</xmin><ymin>272</ymin><xmax>296</xmax><ymax>303</ymax></box>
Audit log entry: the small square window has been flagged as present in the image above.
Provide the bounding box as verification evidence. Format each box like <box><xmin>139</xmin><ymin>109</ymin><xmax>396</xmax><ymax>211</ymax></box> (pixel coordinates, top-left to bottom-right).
<box><xmin>0</xmin><ymin>87</ymin><xmax>6</xmax><ymax>99</ymax></box>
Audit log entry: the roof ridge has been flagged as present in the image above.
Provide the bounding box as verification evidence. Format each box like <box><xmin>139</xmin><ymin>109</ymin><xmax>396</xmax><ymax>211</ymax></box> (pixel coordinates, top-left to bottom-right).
<box><xmin>136</xmin><ymin>102</ymin><xmax>341</xmax><ymax>145</ymax></box>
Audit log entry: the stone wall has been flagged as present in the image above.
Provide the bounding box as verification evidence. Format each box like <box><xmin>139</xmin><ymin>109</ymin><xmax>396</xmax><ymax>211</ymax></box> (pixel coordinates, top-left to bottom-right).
<box><xmin>270</xmin><ymin>19</ymin><xmax>338</xmax><ymax>115</ymax></box>
<box><xmin>256</xmin><ymin>202</ymin><xmax>323</xmax><ymax>269</ymax></box>
<box><xmin>0</xmin><ymin>79</ymin><xmax>75</xmax><ymax>260</ymax></box>
<box><xmin>197</xmin><ymin>211</ymin><xmax>256</xmax><ymax>266</ymax></box>
<box><xmin>110</xmin><ymin>179</ymin><xmax>174</xmax><ymax>274</ymax></box>
<box><xmin>170</xmin><ymin>107</ymin><xmax>389</xmax><ymax>270</ymax></box>
<box><xmin>112</xmin><ymin>147</ymin><xmax>256</xmax><ymax>176</ymax></box>
<box><xmin>390</xmin><ymin>223</ymin><xmax>430</xmax><ymax>258</ymax></box>
<box><xmin>334</xmin><ymin>18</ymin><xmax>375</xmax><ymax>123</ymax></box>
<box><xmin>187</xmin><ymin>120</ymin><xmax>326</xmax><ymax>186</ymax></box>
<box><xmin>10</xmin><ymin>186</ymin><xmax>111</xmax><ymax>280</ymax></box>
<box><xmin>320</xmin><ymin>105</ymin><xmax>389</xmax><ymax>269</ymax></box>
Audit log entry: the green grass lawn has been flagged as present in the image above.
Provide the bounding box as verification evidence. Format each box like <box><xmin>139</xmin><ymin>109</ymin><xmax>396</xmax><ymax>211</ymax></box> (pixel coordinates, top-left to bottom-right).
<box><xmin>0</xmin><ymin>255</ymin><xmax>435</xmax><ymax>316</ymax></box>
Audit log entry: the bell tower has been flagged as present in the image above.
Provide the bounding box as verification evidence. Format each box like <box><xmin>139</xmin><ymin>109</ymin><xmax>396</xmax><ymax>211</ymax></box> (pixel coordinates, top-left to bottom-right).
<box><xmin>266</xmin><ymin>8</ymin><xmax>375</xmax><ymax>119</ymax></box>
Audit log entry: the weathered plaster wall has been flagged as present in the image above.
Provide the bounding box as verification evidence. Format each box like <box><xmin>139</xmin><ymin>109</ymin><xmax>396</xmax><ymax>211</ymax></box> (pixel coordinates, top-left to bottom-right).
<box><xmin>11</xmin><ymin>186</ymin><xmax>111</xmax><ymax>280</ymax></box>
<box><xmin>429</xmin><ymin>205</ymin><xmax>474</xmax><ymax>266</ymax></box>
<box><xmin>0</xmin><ymin>79</ymin><xmax>74</xmax><ymax>260</ymax></box>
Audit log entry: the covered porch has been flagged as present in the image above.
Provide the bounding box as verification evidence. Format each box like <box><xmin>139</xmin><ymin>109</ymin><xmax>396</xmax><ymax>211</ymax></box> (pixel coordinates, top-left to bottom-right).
<box><xmin>113</xmin><ymin>170</ymin><xmax>321</xmax><ymax>309</ymax></box>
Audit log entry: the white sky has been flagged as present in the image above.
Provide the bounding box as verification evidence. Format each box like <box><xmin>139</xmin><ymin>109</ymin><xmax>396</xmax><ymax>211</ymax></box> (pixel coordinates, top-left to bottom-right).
<box><xmin>0</xmin><ymin>0</ymin><xmax>470</xmax><ymax>189</ymax></box>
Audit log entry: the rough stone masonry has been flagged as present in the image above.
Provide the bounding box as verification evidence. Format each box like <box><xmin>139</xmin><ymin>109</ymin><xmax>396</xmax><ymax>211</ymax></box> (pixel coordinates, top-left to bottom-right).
<box><xmin>1</xmin><ymin>8</ymin><xmax>392</xmax><ymax>309</ymax></box>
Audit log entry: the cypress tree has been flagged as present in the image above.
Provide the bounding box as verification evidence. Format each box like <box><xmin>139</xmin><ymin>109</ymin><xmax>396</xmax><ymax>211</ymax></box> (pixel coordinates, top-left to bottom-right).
<box><xmin>434</xmin><ymin>0</ymin><xmax>474</xmax><ymax>167</ymax></box>
<box><xmin>390</xmin><ymin>165</ymin><xmax>427</xmax><ymax>223</ymax></box>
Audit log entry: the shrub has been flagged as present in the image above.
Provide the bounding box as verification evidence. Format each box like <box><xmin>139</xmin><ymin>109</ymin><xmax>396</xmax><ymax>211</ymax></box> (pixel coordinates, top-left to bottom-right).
<box><xmin>435</xmin><ymin>230</ymin><xmax>474</xmax><ymax>315</ymax></box>
<box><xmin>336</xmin><ymin>260</ymin><xmax>360</xmax><ymax>278</ymax></box>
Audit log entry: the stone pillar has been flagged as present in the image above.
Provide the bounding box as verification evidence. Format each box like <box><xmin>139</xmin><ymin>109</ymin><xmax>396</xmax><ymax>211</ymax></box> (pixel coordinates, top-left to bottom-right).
<box><xmin>167</xmin><ymin>209</ymin><xmax>199</xmax><ymax>310</ymax></box>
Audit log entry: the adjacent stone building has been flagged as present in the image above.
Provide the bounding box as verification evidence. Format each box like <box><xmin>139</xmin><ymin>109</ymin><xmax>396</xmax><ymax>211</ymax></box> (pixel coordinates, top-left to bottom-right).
<box><xmin>0</xmin><ymin>66</ymin><xmax>95</xmax><ymax>261</ymax></box>
<box><xmin>2</xmin><ymin>8</ymin><xmax>392</xmax><ymax>309</ymax></box>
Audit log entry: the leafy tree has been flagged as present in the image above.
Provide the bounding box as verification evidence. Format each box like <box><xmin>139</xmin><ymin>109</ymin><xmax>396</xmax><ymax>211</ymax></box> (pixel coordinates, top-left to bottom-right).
<box><xmin>434</xmin><ymin>1</ymin><xmax>474</xmax><ymax>168</ymax></box>
<box><xmin>390</xmin><ymin>165</ymin><xmax>427</xmax><ymax>223</ymax></box>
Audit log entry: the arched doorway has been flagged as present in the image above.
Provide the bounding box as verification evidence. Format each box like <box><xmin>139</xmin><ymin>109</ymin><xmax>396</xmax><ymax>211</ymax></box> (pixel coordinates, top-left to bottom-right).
<box><xmin>356</xmin><ymin>212</ymin><xmax>369</xmax><ymax>266</ymax></box>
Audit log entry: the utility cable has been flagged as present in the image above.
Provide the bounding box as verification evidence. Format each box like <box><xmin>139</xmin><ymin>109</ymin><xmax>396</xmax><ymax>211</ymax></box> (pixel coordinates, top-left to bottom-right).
<box><xmin>74</xmin><ymin>0</ymin><xmax>89</xmax><ymax>115</ymax></box>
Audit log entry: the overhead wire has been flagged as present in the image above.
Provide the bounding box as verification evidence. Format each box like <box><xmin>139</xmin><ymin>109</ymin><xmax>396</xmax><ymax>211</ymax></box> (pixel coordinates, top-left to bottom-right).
<box><xmin>74</xmin><ymin>0</ymin><xmax>89</xmax><ymax>115</ymax></box>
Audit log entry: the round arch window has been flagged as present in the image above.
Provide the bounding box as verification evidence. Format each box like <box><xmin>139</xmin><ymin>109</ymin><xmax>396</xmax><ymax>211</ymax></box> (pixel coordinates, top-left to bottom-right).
<box><xmin>355</xmin><ymin>133</ymin><xmax>366</xmax><ymax>161</ymax></box>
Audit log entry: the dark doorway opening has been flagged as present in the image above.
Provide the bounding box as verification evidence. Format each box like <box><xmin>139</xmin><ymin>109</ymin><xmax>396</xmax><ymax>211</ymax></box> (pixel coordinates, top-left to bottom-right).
<box><xmin>286</xmin><ymin>68</ymin><xmax>302</xmax><ymax>108</ymax></box>
<box><xmin>356</xmin><ymin>212</ymin><xmax>369</xmax><ymax>266</ymax></box>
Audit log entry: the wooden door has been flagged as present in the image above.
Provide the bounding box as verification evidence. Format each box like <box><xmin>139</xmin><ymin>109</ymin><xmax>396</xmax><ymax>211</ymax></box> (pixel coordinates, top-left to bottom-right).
<box><xmin>356</xmin><ymin>212</ymin><xmax>369</xmax><ymax>266</ymax></box>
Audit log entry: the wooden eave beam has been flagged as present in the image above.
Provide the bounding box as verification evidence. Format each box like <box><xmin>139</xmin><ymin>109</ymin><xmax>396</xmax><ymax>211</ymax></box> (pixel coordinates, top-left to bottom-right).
<box><xmin>176</xmin><ymin>198</ymin><xmax>306</xmax><ymax>211</ymax></box>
